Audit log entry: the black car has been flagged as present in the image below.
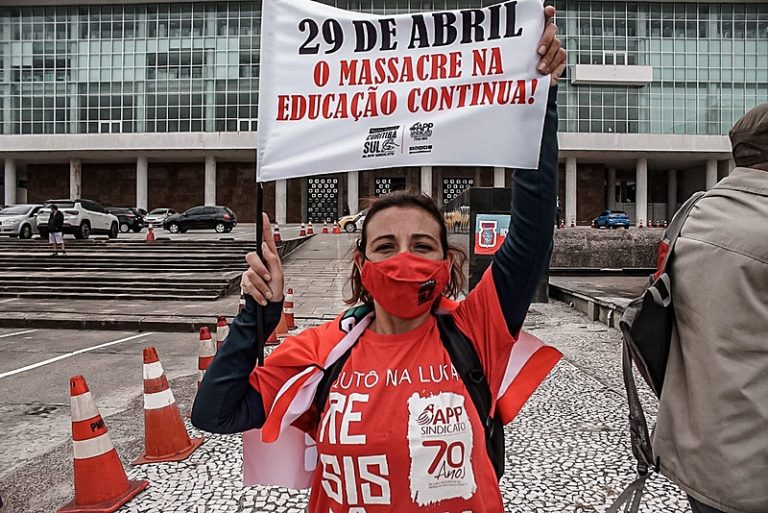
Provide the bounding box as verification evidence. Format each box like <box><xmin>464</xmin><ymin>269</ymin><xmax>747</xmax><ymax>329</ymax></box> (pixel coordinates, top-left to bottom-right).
<box><xmin>109</xmin><ymin>207</ymin><xmax>145</xmax><ymax>233</ymax></box>
<box><xmin>163</xmin><ymin>206</ymin><xmax>237</xmax><ymax>234</ymax></box>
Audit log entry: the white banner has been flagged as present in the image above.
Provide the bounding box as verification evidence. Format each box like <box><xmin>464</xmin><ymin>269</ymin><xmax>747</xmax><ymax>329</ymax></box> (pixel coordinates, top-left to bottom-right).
<box><xmin>257</xmin><ymin>0</ymin><xmax>550</xmax><ymax>182</ymax></box>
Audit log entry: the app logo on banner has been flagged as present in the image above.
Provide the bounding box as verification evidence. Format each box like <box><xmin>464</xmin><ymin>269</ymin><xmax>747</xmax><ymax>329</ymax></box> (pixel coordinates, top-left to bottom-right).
<box><xmin>474</xmin><ymin>214</ymin><xmax>511</xmax><ymax>255</ymax></box>
<box><xmin>408</xmin><ymin>122</ymin><xmax>435</xmax><ymax>155</ymax></box>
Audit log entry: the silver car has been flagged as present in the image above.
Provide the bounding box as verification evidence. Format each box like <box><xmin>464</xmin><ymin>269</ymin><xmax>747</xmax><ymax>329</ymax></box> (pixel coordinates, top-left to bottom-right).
<box><xmin>143</xmin><ymin>207</ymin><xmax>177</xmax><ymax>228</ymax></box>
<box><xmin>0</xmin><ymin>204</ymin><xmax>42</xmax><ymax>239</ymax></box>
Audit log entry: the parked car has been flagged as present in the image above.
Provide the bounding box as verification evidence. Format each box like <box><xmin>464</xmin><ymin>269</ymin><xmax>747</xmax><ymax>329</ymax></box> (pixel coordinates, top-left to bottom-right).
<box><xmin>37</xmin><ymin>199</ymin><xmax>119</xmax><ymax>239</ymax></box>
<box><xmin>108</xmin><ymin>207</ymin><xmax>145</xmax><ymax>233</ymax></box>
<box><xmin>0</xmin><ymin>204</ymin><xmax>43</xmax><ymax>239</ymax></box>
<box><xmin>143</xmin><ymin>208</ymin><xmax>177</xmax><ymax>227</ymax></box>
<box><xmin>593</xmin><ymin>210</ymin><xmax>631</xmax><ymax>229</ymax></box>
<box><xmin>338</xmin><ymin>209</ymin><xmax>368</xmax><ymax>233</ymax></box>
<box><xmin>163</xmin><ymin>206</ymin><xmax>237</xmax><ymax>234</ymax></box>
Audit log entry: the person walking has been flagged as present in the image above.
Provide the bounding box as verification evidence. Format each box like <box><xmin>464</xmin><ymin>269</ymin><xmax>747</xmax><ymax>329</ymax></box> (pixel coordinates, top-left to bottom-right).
<box><xmin>192</xmin><ymin>8</ymin><xmax>566</xmax><ymax>512</ymax></box>
<box><xmin>48</xmin><ymin>204</ymin><xmax>65</xmax><ymax>256</ymax></box>
<box><xmin>651</xmin><ymin>102</ymin><xmax>768</xmax><ymax>513</ymax></box>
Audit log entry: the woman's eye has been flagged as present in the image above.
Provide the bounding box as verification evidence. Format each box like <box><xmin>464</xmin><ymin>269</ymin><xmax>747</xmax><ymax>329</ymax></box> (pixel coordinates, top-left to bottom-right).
<box><xmin>374</xmin><ymin>244</ymin><xmax>394</xmax><ymax>252</ymax></box>
<box><xmin>415</xmin><ymin>243</ymin><xmax>434</xmax><ymax>252</ymax></box>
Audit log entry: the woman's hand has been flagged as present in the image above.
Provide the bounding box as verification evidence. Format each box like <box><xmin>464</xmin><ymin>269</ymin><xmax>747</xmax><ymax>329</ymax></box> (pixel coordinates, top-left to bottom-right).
<box><xmin>537</xmin><ymin>6</ymin><xmax>567</xmax><ymax>85</ymax></box>
<box><xmin>241</xmin><ymin>213</ymin><xmax>284</xmax><ymax>306</ymax></box>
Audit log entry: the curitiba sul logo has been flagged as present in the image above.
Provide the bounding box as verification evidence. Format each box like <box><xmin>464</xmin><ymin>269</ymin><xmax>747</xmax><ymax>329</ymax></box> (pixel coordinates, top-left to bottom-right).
<box><xmin>362</xmin><ymin>125</ymin><xmax>399</xmax><ymax>159</ymax></box>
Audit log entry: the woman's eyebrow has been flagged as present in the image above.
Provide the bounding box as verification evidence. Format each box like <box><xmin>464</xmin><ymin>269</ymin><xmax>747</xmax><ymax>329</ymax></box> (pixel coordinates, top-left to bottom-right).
<box><xmin>370</xmin><ymin>234</ymin><xmax>396</xmax><ymax>245</ymax></box>
<box><xmin>412</xmin><ymin>233</ymin><xmax>439</xmax><ymax>243</ymax></box>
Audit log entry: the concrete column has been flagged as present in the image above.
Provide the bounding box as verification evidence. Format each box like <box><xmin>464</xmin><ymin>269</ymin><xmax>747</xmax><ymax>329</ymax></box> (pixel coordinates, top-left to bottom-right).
<box><xmin>347</xmin><ymin>171</ymin><xmax>359</xmax><ymax>215</ymax></box>
<box><xmin>4</xmin><ymin>159</ymin><xmax>17</xmax><ymax>205</ymax></box>
<box><xmin>136</xmin><ymin>157</ymin><xmax>148</xmax><ymax>211</ymax></box>
<box><xmin>493</xmin><ymin>167</ymin><xmax>505</xmax><ymax>187</ymax></box>
<box><xmin>204</xmin><ymin>156</ymin><xmax>216</xmax><ymax>205</ymax></box>
<box><xmin>565</xmin><ymin>157</ymin><xmax>577</xmax><ymax>226</ymax></box>
<box><xmin>69</xmin><ymin>158</ymin><xmax>82</xmax><ymax>199</ymax></box>
<box><xmin>275</xmin><ymin>179</ymin><xmax>287</xmax><ymax>225</ymax></box>
<box><xmin>667</xmin><ymin>169</ymin><xmax>678</xmax><ymax>221</ymax></box>
<box><xmin>606</xmin><ymin>168</ymin><xmax>616</xmax><ymax>210</ymax></box>
<box><xmin>706</xmin><ymin>159</ymin><xmax>718</xmax><ymax>190</ymax></box>
<box><xmin>420</xmin><ymin>166</ymin><xmax>433</xmax><ymax>197</ymax></box>
<box><xmin>636</xmin><ymin>158</ymin><xmax>648</xmax><ymax>227</ymax></box>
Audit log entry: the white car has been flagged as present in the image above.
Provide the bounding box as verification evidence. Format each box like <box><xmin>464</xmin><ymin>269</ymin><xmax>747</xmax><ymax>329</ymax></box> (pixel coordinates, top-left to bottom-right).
<box><xmin>37</xmin><ymin>199</ymin><xmax>119</xmax><ymax>239</ymax></box>
<box><xmin>0</xmin><ymin>204</ymin><xmax>43</xmax><ymax>239</ymax></box>
<box><xmin>143</xmin><ymin>207</ymin><xmax>177</xmax><ymax>228</ymax></box>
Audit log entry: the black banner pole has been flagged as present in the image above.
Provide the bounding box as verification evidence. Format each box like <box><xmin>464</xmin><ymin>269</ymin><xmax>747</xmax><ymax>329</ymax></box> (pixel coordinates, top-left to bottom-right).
<box><xmin>255</xmin><ymin>156</ymin><xmax>265</xmax><ymax>366</ymax></box>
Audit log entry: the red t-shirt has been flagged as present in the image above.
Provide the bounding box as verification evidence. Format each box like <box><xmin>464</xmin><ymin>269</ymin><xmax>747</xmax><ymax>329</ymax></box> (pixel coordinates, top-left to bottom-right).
<box><xmin>251</xmin><ymin>267</ymin><xmax>516</xmax><ymax>513</ymax></box>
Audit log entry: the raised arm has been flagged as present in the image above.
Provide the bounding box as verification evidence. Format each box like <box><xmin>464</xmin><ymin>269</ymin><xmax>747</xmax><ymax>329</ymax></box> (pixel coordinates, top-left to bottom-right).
<box><xmin>191</xmin><ymin>214</ymin><xmax>285</xmax><ymax>433</ymax></box>
<box><xmin>491</xmin><ymin>85</ymin><xmax>559</xmax><ymax>336</ymax></box>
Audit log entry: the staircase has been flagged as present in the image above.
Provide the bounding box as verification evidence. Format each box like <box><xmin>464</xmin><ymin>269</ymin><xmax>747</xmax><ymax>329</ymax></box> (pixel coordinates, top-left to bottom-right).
<box><xmin>0</xmin><ymin>239</ymin><xmax>252</xmax><ymax>301</ymax></box>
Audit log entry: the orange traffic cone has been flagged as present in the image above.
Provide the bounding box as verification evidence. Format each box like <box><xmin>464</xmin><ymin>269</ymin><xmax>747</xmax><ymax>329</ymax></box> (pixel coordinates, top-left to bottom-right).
<box><xmin>266</xmin><ymin>328</ymin><xmax>279</xmax><ymax>346</ymax></box>
<box><xmin>663</xmin><ymin>220</ymin><xmax>668</xmax><ymax>228</ymax></box>
<box><xmin>196</xmin><ymin>327</ymin><xmax>215</xmax><ymax>388</ymax></box>
<box><xmin>570</xmin><ymin>219</ymin><xmax>575</xmax><ymax>228</ymax></box>
<box><xmin>273</xmin><ymin>223</ymin><xmax>282</xmax><ymax>243</ymax></box>
<box><xmin>275</xmin><ymin>311</ymin><xmax>289</xmax><ymax>337</ymax></box>
<box><xmin>132</xmin><ymin>348</ymin><xmax>204</xmax><ymax>465</ymax></box>
<box><xmin>332</xmin><ymin>222</ymin><xmax>341</xmax><ymax>234</ymax></box>
<box><xmin>59</xmin><ymin>376</ymin><xmax>148</xmax><ymax>513</ymax></box>
<box><xmin>216</xmin><ymin>316</ymin><xmax>229</xmax><ymax>350</ymax></box>
<box><xmin>307</xmin><ymin>222</ymin><xmax>314</xmax><ymax>235</ymax></box>
<box><xmin>145</xmin><ymin>224</ymin><xmax>155</xmax><ymax>242</ymax></box>
<box><xmin>299</xmin><ymin>223</ymin><xmax>307</xmax><ymax>237</ymax></box>
<box><xmin>638</xmin><ymin>220</ymin><xmax>644</xmax><ymax>229</ymax></box>
<box><xmin>322</xmin><ymin>221</ymin><xmax>329</xmax><ymax>234</ymax></box>
<box><xmin>284</xmin><ymin>288</ymin><xmax>296</xmax><ymax>330</ymax></box>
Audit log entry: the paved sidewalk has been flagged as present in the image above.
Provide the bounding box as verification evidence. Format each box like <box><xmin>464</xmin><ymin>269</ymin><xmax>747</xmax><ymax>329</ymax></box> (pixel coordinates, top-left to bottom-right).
<box><xmin>106</xmin><ymin>304</ymin><xmax>689</xmax><ymax>513</ymax></box>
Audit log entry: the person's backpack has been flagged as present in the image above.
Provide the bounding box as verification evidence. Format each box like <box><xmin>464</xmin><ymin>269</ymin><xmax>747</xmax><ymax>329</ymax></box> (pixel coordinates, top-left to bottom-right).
<box><xmin>314</xmin><ymin>313</ymin><xmax>506</xmax><ymax>481</ymax></box>
<box><xmin>607</xmin><ymin>191</ymin><xmax>706</xmax><ymax>513</ymax></box>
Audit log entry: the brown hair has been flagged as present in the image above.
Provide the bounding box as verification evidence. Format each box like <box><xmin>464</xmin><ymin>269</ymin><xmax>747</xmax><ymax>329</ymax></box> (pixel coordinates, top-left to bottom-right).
<box><xmin>345</xmin><ymin>191</ymin><xmax>467</xmax><ymax>306</ymax></box>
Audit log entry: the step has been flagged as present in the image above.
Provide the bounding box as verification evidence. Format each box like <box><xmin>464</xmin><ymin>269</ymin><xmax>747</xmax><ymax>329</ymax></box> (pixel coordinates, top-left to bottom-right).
<box><xmin>0</xmin><ymin>291</ymin><xmax>223</xmax><ymax>301</ymax></box>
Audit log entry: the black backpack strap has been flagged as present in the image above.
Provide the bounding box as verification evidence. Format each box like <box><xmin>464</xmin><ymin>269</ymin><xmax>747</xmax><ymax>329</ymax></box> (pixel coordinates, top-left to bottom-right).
<box><xmin>435</xmin><ymin>314</ymin><xmax>505</xmax><ymax>480</ymax></box>
<box><xmin>314</xmin><ymin>345</ymin><xmax>356</xmax><ymax>421</ymax></box>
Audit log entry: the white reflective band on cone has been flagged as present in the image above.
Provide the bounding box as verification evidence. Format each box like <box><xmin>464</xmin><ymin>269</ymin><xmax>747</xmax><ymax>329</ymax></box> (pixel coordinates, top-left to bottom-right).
<box><xmin>285</xmin><ymin>307</ymin><xmax>294</xmax><ymax>313</ymax></box>
<box><xmin>73</xmin><ymin>432</ymin><xmax>114</xmax><ymax>459</ymax></box>
<box><xmin>143</xmin><ymin>387</ymin><xmax>175</xmax><ymax>410</ymax></box>
<box><xmin>71</xmin><ymin>391</ymin><xmax>100</xmax><ymax>422</ymax></box>
<box><xmin>143</xmin><ymin>361</ymin><xmax>164</xmax><ymax>380</ymax></box>
<box><xmin>198</xmin><ymin>343</ymin><xmax>215</xmax><ymax>358</ymax></box>
<box><xmin>197</xmin><ymin>370</ymin><xmax>205</xmax><ymax>382</ymax></box>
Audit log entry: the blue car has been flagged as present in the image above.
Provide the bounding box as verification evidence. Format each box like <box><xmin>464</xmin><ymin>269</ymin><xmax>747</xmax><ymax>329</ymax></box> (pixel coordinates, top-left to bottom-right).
<box><xmin>593</xmin><ymin>210</ymin><xmax>631</xmax><ymax>229</ymax></box>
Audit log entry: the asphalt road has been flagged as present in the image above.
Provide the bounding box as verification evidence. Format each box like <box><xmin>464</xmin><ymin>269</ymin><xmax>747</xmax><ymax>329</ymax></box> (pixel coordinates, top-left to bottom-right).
<box><xmin>0</xmin><ymin>327</ymin><xmax>199</xmax><ymax>486</ymax></box>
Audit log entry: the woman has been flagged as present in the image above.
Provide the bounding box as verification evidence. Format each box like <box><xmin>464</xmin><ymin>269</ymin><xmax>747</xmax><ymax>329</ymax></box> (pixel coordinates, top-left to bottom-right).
<box><xmin>193</xmin><ymin>9</ymin><xmax>565</xmax><ymax>512</ymax></box>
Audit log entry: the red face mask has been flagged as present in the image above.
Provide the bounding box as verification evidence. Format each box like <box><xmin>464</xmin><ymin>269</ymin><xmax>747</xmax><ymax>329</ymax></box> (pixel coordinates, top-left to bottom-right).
<box><xmin>361</xmin><ymin>252</ymin><xmax>450</xmax><ymax>319</ymax></box>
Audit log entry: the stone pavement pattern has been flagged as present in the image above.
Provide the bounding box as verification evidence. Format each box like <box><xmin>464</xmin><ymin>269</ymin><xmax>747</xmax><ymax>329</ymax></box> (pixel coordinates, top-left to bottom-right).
<box><xmin>107</xmin><ymin>303</ymin><xmax>691</xmax><ymax>513</ymax></box>
<box><xmin>108</xmin><ymin>234</ymin><xmax>689</xmax><ymax>512</ymax></box>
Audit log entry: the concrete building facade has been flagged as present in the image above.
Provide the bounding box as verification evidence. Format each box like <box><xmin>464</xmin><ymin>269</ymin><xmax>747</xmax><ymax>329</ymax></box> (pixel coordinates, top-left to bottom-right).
<box><xmin>1</xmin><ymin>0</ymin><xmax>766</xmax><ymax>223</ymax></box>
